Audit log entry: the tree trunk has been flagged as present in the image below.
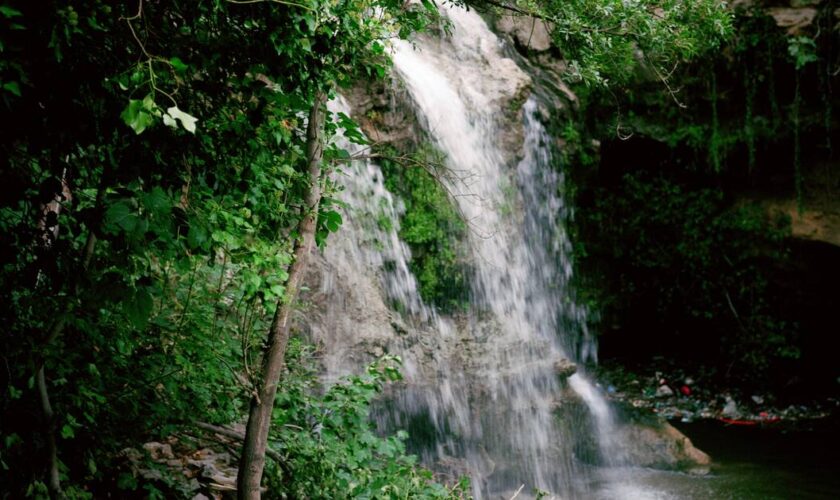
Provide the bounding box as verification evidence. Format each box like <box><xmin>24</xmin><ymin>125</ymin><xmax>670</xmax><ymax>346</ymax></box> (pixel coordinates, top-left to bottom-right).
<box><xmin>236</xmin><ymin>90</ymin><xmax>328</xmax><ymax>500</ymax></box>
<box><xmin>36</xmin><ymin>366</ymin><xmax>62</xmax><ymax>498</ymax></box>
<box><xmin>33</xmin><ymin>171</ymin><xmax>72</xmax><ymax>499</ymax></box>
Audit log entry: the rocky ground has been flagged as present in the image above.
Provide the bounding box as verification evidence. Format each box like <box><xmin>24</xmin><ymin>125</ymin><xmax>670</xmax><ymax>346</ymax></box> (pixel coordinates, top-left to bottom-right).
<box><xmin>120</xmin><ymin>424</ymin><xmax>245</xmax><ymax>499</ymax></box>
<box><xmin>594</xmin><ymin>360</ymin><xmax>840</xmax><ymax>427</ymax></box>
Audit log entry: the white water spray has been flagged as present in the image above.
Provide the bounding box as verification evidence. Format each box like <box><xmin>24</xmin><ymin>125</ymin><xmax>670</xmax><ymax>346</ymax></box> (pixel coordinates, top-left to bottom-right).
<box><xmin>317</xmin><ymin>6</ymin><xmax>630</xmax><ymax>498</ymax></box>
<box><xmin>390</xmin><ymin>6</ymin><xmax>625</xmax><ymax>497</ymax></box>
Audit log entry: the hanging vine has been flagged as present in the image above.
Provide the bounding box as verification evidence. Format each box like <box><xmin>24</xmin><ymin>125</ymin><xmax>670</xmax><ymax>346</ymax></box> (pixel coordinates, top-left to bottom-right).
<box><xmin>766</xmin><ymin>40</ymin><xmax>781</xmax><ymax>131</ymax></box>
<box><xmin>819</xmin><ymin>13</ymin><xmax>833</xmax><ymax>157</ymax></box>
<box><xmin>709</xmin><ymin>67</ymin><xmax>721</xmax><ymax>172</ymax></box>
<box><xmin>788</xmin><ymin>35</ymin><xmax>818</xmax><ymax>213</ymax></box>
<box><xmin>793</xmin><ymin>69</ymin><xmax>803</xmax><ymax>212</ymax></box>
<box><xmin>744</xmin><ymin>59</ymin><xmax>757</xmax><ymax>175</ymax></box>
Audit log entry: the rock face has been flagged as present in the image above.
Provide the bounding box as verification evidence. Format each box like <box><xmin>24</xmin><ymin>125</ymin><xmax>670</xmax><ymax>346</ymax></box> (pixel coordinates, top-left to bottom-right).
<box><xmin>768</xmin><ymin>6</ymin><xmax>818</xmax><ymax>34</ymax></box>
<box><xmin>298</xmin><ymin>245</ymin><xmax>400</xmax><ymax>384</ymax></box>
<box><xmin>296</xmin><ymin>6</ymin><xmax>718</xmax><ymax>492</ymax></box>
<box><xmin>655</xmin><ymin>384</ymin><xmax>675</xmax><ymax>398</ymax></box>
<box><xmin>764</xmin><ymin>198</ymin><xmax>840</xmax><ymax>248</ymax></box>
<box><xmin>495</xmin><ymin>15</ymin><xmax>553</xmax><ymax>52</ymax></box>
<box><xmin>342</xmin><ymin>80</ymin><xmax>422</xmax><ymax>150</ymax></box>
<box><xmin>618</xmin><ymin>421</ymin><xmax>711</xmax><ymax>473</ymax></box>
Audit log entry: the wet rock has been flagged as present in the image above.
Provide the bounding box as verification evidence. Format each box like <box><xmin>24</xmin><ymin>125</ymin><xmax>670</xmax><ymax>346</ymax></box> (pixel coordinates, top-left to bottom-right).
<box><xmin>761</xmin><ymin>198</ymin><xmax>840</xmax><ymax>248</ymax></box>
<box><xmin>369</xmin><ymin>343</ymin><xmax>386</xmax><ymax>358</ymax></box>
<box><xmin>618</xmin><ymin>420</ymin><xmax>711</xmax><ymax>472</ymax></box>
<box><xmin>391</xmin><ymin>319</ymin><xmax>409</xmax><ymax>336</ymax></box>
<box><xmin>554</xmin><ymin>358</ymin><xmax>577</xmax><ymax>378</ymax></box>
<box><xmin>496</xmin><ymin>15</ymin><xmax>553</xmax><ymax>52</ymax></box>
<box><xmin>121</xmin><ymin>436</ymin><xmax>241</xmax><ymax>498</ymax></box>
<box><xmin>768</xmin><ymin>7</ymin><xmax>818</xmax><ymax>35</ymax></box>
<box><xmin>143</xmin><ymin>441</ymin><xmax>175</xmax><ymax>461</ymax></box>
<box><xmin>655</xmin><ymin>385</ymin><xmax>674</xmax><ymax>398</ymax></box>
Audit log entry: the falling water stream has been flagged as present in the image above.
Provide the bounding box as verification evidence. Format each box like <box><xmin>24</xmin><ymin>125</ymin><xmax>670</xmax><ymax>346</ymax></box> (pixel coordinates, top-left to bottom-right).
<box><xmin>321</xmin><ymin>6</ymin><xmax>628</xmax><ymax>499</ymax></box>
<box><xmin>313</xmin><ymin>7</ymin><xmax>840</xmax><ymax>500</ymax></box>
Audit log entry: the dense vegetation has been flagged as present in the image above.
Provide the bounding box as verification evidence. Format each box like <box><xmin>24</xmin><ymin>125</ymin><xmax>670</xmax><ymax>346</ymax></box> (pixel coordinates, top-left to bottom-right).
<box><xmin>0</xmin><ymin>0</ymin><xmax>734</xmax><ymax>498</ymax></box>
<box><xmin>378</xmin><ymin>145</ymin><xmax>470</xmax><ymax>313</ymax></box>
<box><xmin>0</xmin><ymin>1</ymin><xmax>453</xmax><ymax>497</ymax></box>
<box><xmin>568</xmin><ymin>3</ymin><xmax>839</xmax><ymax>394</ymax></box>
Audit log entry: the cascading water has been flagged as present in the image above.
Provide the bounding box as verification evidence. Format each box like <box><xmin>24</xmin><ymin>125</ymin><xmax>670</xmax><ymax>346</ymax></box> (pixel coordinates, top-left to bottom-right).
<box><xmin>316</xmin><ymin>6</ymin><xmax>629</xmax><ymax>498</ymax></box>
<box><xmin>390</xmin><ymin>5</ymin><xmax>626</xmax><ymax>496</ymax></box>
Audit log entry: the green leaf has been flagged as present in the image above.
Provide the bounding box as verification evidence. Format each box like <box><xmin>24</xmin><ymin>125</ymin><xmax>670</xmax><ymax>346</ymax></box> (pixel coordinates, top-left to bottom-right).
<box><xmin>60</xmin><ymin>424</ymin><xmax>75</xmax><ymax>439</ymax></box>
<box><xmin>301</xmin><ymin>13</ymin><xmax>316</xmax><ymax>32</ymax></box>
<box><xmin>4</xmin><ymin>432</ymin><xmax>21</xmax><ymax>448</ymax></box>
<box><xmin>419</xmin><ymin>0</ymin><xmax>438</xmax><ymax>15</ymax></box>
<box><xmin>104</xmin><ymin>201</ymin><xmax>138</xmax><ymax>233</ymax></box>
<box><xmin>124</xmin><ymin>288</ymin><xmax>153</xmax><ymax>329</ymax></box>
<box><xmin>121</xmin><ymin>98</ymin><xmax>155</xmax><ymax>135</ymax></box>
<box><xmin>165</xmin><ymin>106</ymin><xmax>198</xmax><ymax>133</ymax></box>
<box><xmin>321</xmin><ymin>210</ymin><xmax>342</xmax><ymax>233</ymax></box>
<box><xmin>337</xmin><ymin>112</ymin><xmax>368</xmax><ymax>145</ymax></box>
<box><xmin>143</xmin><ymin>187</ymin><xmax>170</xmax><ymax>215</ymax></box>
<box><xmin>187</xmin><ymin>224</ymin><xmax>208</xmax><ymax>250</ymax></box>
<box><xmin>2</xmin><ymin>81</ymin><xmax>21</xmax><ymax>96</ymax></box>
<box><xmin>169</xmin><ymin>56</ymin><xmax>188</xmax><ymax>74</ymax></box>
<box><xmin>0</xmin><ymin>5</ymin><xmax>22</xmax><ymax>17</ymax></box>
<box><xmin>117</xmin><ymin>472</ymin><xmax>138</xmax><ymax>491</ymax></box>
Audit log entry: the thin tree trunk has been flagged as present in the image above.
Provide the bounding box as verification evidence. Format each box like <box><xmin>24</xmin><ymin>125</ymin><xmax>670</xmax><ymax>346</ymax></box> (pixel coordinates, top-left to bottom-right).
<box><xmin>36</xmin><ymin>366</ymin><xmax>62</xmax><ymax>498</ymax></box>
<box><xmin>237</xmin><ymin>90</ymin><xmax>328</xmax><ymax>500</ymax></box>
<box><xmin>33</xmin><ymin>171</ymin><xmax>71</xmax><ymax>499</ymax></box>
<box><xmin>32</xmin><ymin>173</ymin><xmax>98</xmax><ymax>499</ymax></box>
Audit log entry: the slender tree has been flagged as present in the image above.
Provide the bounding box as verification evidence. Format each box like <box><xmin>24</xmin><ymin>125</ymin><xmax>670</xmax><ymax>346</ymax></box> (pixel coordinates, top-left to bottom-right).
<box><xmin>238</xmin><ymin>89</ymin><xmax>327</xmax><ymax>499</ymax></box>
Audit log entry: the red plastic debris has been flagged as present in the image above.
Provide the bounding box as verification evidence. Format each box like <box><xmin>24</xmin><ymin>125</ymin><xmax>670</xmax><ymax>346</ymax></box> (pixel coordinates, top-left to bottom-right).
<box><xmin>680</xmin><ymin>385</ymin><xmax>691</xmax><ymax>396</ymax></box>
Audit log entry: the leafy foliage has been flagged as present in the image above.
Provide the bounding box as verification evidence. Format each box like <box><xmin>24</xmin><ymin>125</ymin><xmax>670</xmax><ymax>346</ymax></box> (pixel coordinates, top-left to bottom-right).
<box><xmin>0</xmin><ymin>0</ymin><xmax>451</xmax><ymax>496</ymax></box>
<box><xmin>264</xmin><ymin>347</ymin><xmax>469</xmax><ymax>498</ymax></box>
<box><xmin>379</xmin><ymin>145</ymin><xmax>470</xmax><ymax>312</ymax></box>
<box><xmin>563</xmin><ymin>5</ymin><xmax>840</xmax><ymax>384</ymax></box>
<box><xmin>478</xmin><ymin>0</ymin><xmax>731</xmax><ymax>86</ymax></box>
<box><xmin>0</xmin><ymin>0</ymin><xmax>744</xmax><ymax>495</ymax></box>
<box><xmin>572</xmin><ymin>167</ymin><xmax>798</xmax><ymax>383</ymax></box>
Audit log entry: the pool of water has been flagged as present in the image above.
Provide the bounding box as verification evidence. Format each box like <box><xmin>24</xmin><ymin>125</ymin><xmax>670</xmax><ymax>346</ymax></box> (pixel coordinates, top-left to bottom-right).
<box><xmin>590</xmin><ymin>418</ymin><xmax>840</xmax><ymax>499</ymax></box>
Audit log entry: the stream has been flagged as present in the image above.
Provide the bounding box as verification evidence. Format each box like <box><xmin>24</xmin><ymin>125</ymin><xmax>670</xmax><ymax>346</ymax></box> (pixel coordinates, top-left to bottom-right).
<box><xmin>591</xmin><ymin>419</ymin><xmax>840</xmax><ymax>499</ymax></box>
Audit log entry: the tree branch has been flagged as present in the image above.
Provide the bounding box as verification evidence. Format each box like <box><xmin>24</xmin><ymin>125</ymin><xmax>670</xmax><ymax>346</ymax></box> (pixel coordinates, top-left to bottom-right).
<box><xmin>195</xmin><ymin>422</ymin><xmax>284</xmax><ymax>464</ymax></box>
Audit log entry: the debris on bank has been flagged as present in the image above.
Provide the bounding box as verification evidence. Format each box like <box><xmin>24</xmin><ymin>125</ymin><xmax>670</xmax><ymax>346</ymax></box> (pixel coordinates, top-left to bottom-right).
<box><xmin>595</xmin><ymin>363</ymin><xmax>839</xmax><ymax>427</ymax></box>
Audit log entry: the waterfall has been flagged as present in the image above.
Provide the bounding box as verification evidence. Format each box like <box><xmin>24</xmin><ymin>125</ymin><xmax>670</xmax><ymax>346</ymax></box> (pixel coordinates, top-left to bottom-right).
<box><xmin>317</xmin><ymin>6</ymin><xmax>627</xmax><ymax>498</ymax></box>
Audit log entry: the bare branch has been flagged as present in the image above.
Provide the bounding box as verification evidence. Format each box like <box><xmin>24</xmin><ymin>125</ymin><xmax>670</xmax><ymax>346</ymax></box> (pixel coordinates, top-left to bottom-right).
<box><xmin>193</xmin><ymin>422</ymin><xmax>285</xmax><ymax>464</ymax></box>
<box><xmin>226</xmin><ymin>0</ymin><xmax>314</xmax><ymax>12</ymax></box>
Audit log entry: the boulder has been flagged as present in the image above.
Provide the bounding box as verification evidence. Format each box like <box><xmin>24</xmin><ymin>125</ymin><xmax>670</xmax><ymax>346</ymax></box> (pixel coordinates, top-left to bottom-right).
<box><xmin>618</xmin><ymin>421</ymin><xmax>711</xmax><ymax>473</ymax></box>
<box><xmin>142</xmin><ymin>441</ymin><xmax>175</xmax><ymax>461</ymax></box>
<box><xmin>496</xmin><ymin>15</ymin><xmax>553</xmax><ymax>52</ymax></box>
<box><xmin>768</xmin><ymin>7</ymin><xmax>818</xmax><ymax>34</ymax></box>
<box><xmin>655</xmin><ymin>384</ymin><xmax>674</xmax><ymax>398</ymax></box>
<box><xmin>554</xmin><ymin>358</ymin><xmax>578</xmax><ymax>378</ymax></box>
